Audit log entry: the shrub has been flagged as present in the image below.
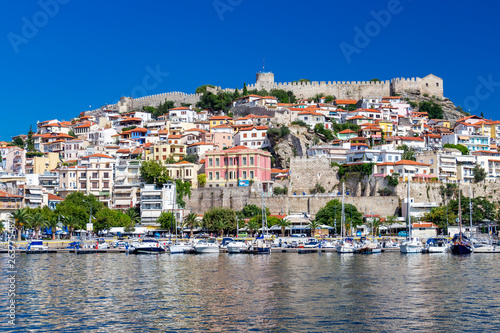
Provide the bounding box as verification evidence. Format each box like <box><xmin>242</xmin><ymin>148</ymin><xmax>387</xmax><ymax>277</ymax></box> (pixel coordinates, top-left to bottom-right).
<box><xmin>291</xmin><ymin>120</ymin><xmax>309</xmax><ymax>128</ymax></box>
<box><xmin>378</xmin><ymin>187</ymin><xmax>393</xmax><ymax>196</ymax></box>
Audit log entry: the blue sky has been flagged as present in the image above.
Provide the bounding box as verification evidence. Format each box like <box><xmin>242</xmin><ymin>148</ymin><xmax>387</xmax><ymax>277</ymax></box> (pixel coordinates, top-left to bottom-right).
<box><xmin>1</xmin><ymin>0</ymin><xmax>499</xmax><ymax>140</ymax></box>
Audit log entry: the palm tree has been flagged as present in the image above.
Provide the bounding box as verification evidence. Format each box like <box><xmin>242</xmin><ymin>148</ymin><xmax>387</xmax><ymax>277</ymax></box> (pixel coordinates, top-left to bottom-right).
<box><xmin>213</xmin><ymin>219</ymin><xmax>229</xmax><ymax>237</ymax></box>
<box><xmin>246</xmin><ymin>219</ymin><xmax>260</xmax><ymax>237</ymax></box>
<box><xmin>125</xmin><ymin>208</ymin><xmax>140</xmax><ymax>226</ymax></box>
<box><xmin>275</xmin><ymin>218</ymin><xmax>291</xmax><ymax>237</ymax></box>
<box><xmin>46</xmin><ymin>216</ymin><xmax>59</xmax><ymax>240</ymax></box>
<box><xmin>308</xmin><ymin>219</ymin><xmax>322</xmax><ymax>237</ymax></box>
<box><xmin>183</xmin><ymin>213</ymin><xmax>198</xmax><ymax>238</ymax></box>
<box><xmin>63</xmin><ymin>215</ymin><xmax>81</xmax><ymax>238</ymax></box>
<box><xmin>10</xmin><ymin>208</ymin><xmax>30</xmax><ymax>241</ymax></box>
<box><xmin>29</xmin><ymin>212</ymin><xmax>48</xmax><ymax>239</ymax></box>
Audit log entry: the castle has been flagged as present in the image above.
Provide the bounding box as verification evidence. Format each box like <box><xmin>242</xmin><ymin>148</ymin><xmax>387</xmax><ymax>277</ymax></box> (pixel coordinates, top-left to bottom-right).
<box><xmin>245</xmin><ymin>72</ymin><xmax>443</xmax><ymax>100</ymax></box>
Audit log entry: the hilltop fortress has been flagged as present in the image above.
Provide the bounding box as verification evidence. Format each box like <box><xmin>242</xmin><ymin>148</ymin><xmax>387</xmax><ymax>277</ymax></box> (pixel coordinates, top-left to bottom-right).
<box><xmin>88</xmin><ymin>72</ymin><xmax>444</xmax><ymax>114</ymax></box>
<box><xmin>245</xmin><ymin>72</ymin><xmax>444</xmax><ymax>100</ymax></box>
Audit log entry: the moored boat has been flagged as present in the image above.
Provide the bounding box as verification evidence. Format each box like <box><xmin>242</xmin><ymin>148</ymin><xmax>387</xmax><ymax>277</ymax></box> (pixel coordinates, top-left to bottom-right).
<box><xmin>423</xmin><ymin>237</ymin><xmax>449</xmax><ymax>253</ymax></box>
<box><xmin>193</xmin><ymin>238</ymin><xmax>220</xmax><ymax>253</ymax></box>
<box><xmin>227</xmin><ymin>239</ymin><xmax>250</xmax><ymax>253</ymax></box>
<box><xmin>128</xmin><ymin>239</ymin><xmax>166</xmax><ymax>254</ymax></box>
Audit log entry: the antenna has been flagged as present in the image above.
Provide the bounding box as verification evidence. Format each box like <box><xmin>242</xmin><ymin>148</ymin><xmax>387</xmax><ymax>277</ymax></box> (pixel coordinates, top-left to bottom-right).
<box><xmin>262</xmin><ymin>58</ymin><xmax>265</xmax><ymax>72</ymax></box>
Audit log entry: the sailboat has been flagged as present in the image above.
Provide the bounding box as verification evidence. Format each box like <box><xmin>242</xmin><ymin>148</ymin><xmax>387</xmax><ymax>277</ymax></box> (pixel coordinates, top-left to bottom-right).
<box><xmin>450</xmin><ymin>188</ymin><xmax>473</xmax><ymax>254</ymax></box>
<box><xmin>250</xmin><ymin>185</ymin><xmax>271</xmax><ymax>254</ymax></box>
<box><xmin>400</xmin><ymin>177</ymin><xmax>423</xmax><ymax>253</ymax></box>
<box><xmin>337</xmin><ymin>182</ymin><xmax>357</xmax><ymax>254</ymax></box>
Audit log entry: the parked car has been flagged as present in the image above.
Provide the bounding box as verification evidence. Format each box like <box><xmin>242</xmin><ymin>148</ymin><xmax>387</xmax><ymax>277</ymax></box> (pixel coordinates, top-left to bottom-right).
<box><xmin>398</xmin><ymin>231</ymin><xmax>408</xmax><ymax>237</ymax></box>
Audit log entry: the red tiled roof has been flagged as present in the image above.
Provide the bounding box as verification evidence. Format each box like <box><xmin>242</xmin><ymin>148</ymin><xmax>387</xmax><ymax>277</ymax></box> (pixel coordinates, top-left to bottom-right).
<box><xmin>48</xmin><ymin>193</ymin><xmax>64</xmax><ymax>201</ymax></box>
<box><xmin>82</xmin><ymin>153</ymin><xmax>114</xmax><ymax>159</ymax></box>
<box><xmin>0</xmin><ymin>190</ymin><xmax>22</xmax><ymax>198</ymax></box>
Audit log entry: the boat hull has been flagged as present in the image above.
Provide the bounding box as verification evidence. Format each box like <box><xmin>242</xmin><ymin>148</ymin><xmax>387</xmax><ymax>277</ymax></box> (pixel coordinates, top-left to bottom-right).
<box><xmin>450</xmin><ymin>243</ymin><xmax>473</xmax><ymax>255</ymax></box>
<box><xmin>169</xmin><ymin>245</ymin><xmax>192</xmax><ymax>254</ymax></box>
<box><xmin>194</xmin><ymin>246</ymin><xmax>219</xmax><ymax>253</ymax></box>
<box><xmin>474</xmin><ymin>245</ymin><xmax>499</xmax><ymax>253</ymax></box>
<box><xmin>336</xmin><ymin>245</ymin><xmax>356</xmax><ymax>253</ymax></box>
<box><xmin>130</xmin><ymin>247</ymin><xmax>166</xmax><ymax>254</ymax></box>
<box><xmin>400</xmin><ymin>245</ymin><xmax>422</xmax><ymax>253</ymax></box>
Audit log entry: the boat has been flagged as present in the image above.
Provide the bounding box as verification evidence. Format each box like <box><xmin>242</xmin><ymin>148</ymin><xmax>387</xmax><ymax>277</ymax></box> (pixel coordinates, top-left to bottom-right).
<box><xmin>168</xmin><ymin>242</ymin><xmax>193</xmax><ymax>254</ymax></box>
<box><xmin>26</xmin><ymin>240</ymin><xmax>49</xmax><ymax>253</ymax></box>
<box><xmin>400</xmin><ymin>178</ymin><xmax>423</xmax><ymax>254</ymax></box>
<box><xmin>356</xmin><ymin>240</ymin><xmax>382</xmax><ymax>254</ymax></box>
<box><xmin>193</xmin><ymin>238</ymin><xmax>220</xmax><ymax>253</ymax></box>
<box><xmin>423</xmin><ymin>237</ymin><xmax>449</xmax><ymax>253</ymax></box>
<box><xmin>336</xmin><ymin>182</ymin><xmax>357</xmax><ymax>254</ymax></box>
<box><xmin>450</xmin><ymin>190</ymin><xmax>473</xmax><ymax>255</ymax></box>
<box><xmin>249</xmin><ymin>238</ymin><xmax>271</xmax><ymax>254</ymax></box>
<box><xmin>128</xmin><ymin>239</ymin><xmax>166</xmax><ymax>254</ymax></box>
<box><xmin>226</xmin><ymin>239</ymin><xmax>250</xmax><ymax>253</ymax></box>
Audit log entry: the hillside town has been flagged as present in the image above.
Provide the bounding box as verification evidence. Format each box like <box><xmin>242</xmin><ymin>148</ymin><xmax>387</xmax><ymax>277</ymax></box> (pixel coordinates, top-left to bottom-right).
<box><xmin>1</xmin><ymin>72</ymin><xmax>498</xmax><ymax>237</ymax></box>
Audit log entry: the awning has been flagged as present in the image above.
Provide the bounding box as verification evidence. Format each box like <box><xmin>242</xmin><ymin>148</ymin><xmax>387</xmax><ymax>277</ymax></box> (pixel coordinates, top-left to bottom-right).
<box><xmin>441</xmin><ymin>157</ymin><xmax>455</xmax><ymax>162</ymax></box>
<box><xmin>456</xmin><ymin>157</ymin><xmax>475</xmax><ymax>162</ymax></box>
<box><xmin>458</xmin><ymin>136</ymin><xmax>469</xmax><ymax>140</ymax></box>
<box><xmin>114</xmin><ymin>199</ymin><xmax>131</xmax><ymax>205</ymax></box>
<box><xmin>27</xmin><ymin>189</ymin><xmax>42</xmax><ymax>194</ymax></box>
<box><xmin>403</xmin><ymin>166</ymin><xmax>416</xmax><ymax>171</ymax></box>
<box><xmin>440</xmin><ymin>166</ymin><xmax>456</xmax><ymax>173</ymax></box>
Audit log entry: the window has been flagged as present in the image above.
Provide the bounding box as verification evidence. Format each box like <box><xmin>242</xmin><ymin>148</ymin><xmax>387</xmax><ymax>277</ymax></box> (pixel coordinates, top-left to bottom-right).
<box><xmin>430</xmin><ymin>159</ymin><xmax>434</xmax><ymax>164</ymax></box>
<box><xmin>229</xmin><ymin>158</ymin><xmax>233</xmax><ymax>166</ymax></box>
<box><xmin>243</xmin><ymin>133</ymin><xmax>247</xmax><ymax>138</ymax></box>
<box><xmin>163</xmin><ymin>155</ymin><xmax>167</xmax><ymax>160</ymax></box>
<box><xmin>262</xmin><ymin>133</ymin><xmax>265</xmax><ymax>137</ymax></box>
<box><xmin>80</xmin><ymin>182</ymin><xmax>86</xmax><ymax>189</ymax></box>
<box><xmin>92</xmin><ymin>182</ymin><xmax>98</xmax><ymax>189</ymax></box>
<box><xmin>216</xmin><ymin>172</ymin><xmax>219</xmax><ymax>180</ymax></box>
<box><xmin>388</xmin><ymin>156</ymin><xmax>392</xmax><ymax>161</ymax></box>
<box><xmin>209</xmin><ymin>172</ymin><xmax>213</xmax><ymax>180</ymax></box>
<box><xmin>103</xmin><ymin>172</ymin><xmax>109</xmax><ymax>179</ymax></box>
<box><xmin>250</xmin><ymin>157</ymin><xmax>254</xmax><ymax>165</ymax></box>
<box><xmin>216</xmin><ymin>158</ymin><xmax>219</xmax><ymax>166</ymax></box>
<box><xmin>250</xmin><ymin>171</ymin><xmax>254</xmax><ymax>179</ymax></box>
<box><xmin>103</xmin><ymin>182</ymin><xmax>109</xmax><ymax>188</ymax></box>
<box><xmin>156</xmin><ymin>148</ymin><xmax>159</xmax><ymax>153</ymax></box>
<box><xmin>208</xmin><ymin>158</ymin><xmax>213</xmax><ymax>167</ymax></box>
<box><xmin>252</xmin><ymin>133</ymin><xmax>257</xmax><ymax>138</ymax></box>
<box><xmin>92</xmin><ymin>172</ymin><xmax>98</xmax><ymax>178</ymax></box>
<box><xmin>243</xmin><ymin>157</ymin><xmax>247</xmax><ymax>165</ymax></box>
<box><xmin>156</xmin><ymin>156</ymin><xmax>159</xmax><ymax>160</ymax></box>
<box><xmin>163</xmin><ymin>148</ymin><xmax>167</xmax><ymax>152</ymax></box>
<box><xmin>243</xmin><ymin>171</ymin><xmax>247</xmax><ymax>179</ymax></box>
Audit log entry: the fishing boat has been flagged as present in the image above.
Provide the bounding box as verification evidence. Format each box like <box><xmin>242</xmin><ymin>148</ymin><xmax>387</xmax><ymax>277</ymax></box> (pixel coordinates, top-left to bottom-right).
<box><xmin>193</xmin><ymin>238</ymin><xmax>220</xmax><ymax>253</ymax></box>
<box><xmin>400</xmin><ymin>178</ymin><xmax>423</xmax><ymax>254</ymax></box>
<box><xmin>128</xmin><ymin>239</ymin><xmax>166</xmax><ymax>254</ymax></box>
<box><xmin>450</xmin><ymin>189</ymin><xmax>473</xmax><ymax>255</ymax></box>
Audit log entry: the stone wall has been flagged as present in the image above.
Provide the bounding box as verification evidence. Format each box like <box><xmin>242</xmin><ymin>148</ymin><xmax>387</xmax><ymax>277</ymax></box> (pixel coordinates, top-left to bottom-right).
<box><xmin>246</xmin><ymin>72</ymin><xmax>443</xmax><ymax>100</ymax></box>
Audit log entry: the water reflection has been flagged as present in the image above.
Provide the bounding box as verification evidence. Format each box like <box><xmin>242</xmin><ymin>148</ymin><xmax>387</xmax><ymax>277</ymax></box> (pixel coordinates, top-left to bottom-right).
<box><xmin>1</xmin><ymin>252</ymin><xmax>500</xmax><ymax>331</ymax></box>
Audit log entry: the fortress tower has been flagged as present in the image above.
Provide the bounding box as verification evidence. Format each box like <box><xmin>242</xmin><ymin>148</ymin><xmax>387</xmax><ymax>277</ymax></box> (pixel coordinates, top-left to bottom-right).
<box><xmin>255</xmin><ymin>72</ymin><xmax>275</xmax><ymax>90</ymax></box>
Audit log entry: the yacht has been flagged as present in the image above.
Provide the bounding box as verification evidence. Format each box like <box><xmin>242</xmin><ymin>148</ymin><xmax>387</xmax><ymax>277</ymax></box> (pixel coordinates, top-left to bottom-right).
<box><xmin>423</xmin><ymin>237</ymin><xmax>449</xmax><ymax>253</ymax></box>
<box><xmin>194</xmin><ymin>238</ymin><xmax>220</xmax><ymax>253</ymax></box>
<box><xmin>336</xmin><ymin>238</ymin><xmax>358</xmax><ymax>253</ymax></box>
<box><xmin>227</xmin><ymin>239</ymin><xmax>250</xmax><ymax>253</ymax></box>
<box><xmin>169</xmin><ymin>242</ymin><xmax>194</xmax><ymax>254</ymax></box>
<box><xmin>400</xmin><ymin>237</ymin><xmax>423</xmax><ymax>253</ymax></box>
<box><xmin>128</xmin><ymin>239</ymin><xmax>166</xmax><ymax>254</ymax></box>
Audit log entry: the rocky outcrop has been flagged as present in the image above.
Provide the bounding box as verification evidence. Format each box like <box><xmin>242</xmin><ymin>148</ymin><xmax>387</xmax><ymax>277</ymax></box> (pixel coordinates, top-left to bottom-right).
<box><xmin>405</xmin><ymin>90</ymin><xmax>466</xmax><ymax>123</ymax></box>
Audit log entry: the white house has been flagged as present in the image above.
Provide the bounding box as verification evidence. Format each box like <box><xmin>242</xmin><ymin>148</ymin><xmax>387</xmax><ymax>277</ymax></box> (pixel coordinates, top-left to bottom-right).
<box><xmin>169</xmin><ymin>107</ymin><xmax>196</xmax><ymax>123</ymax></box>
<box><xmin>297</xmin><ymin>111</ymin><xmax>332</xmax><ymax>129</ymax></box>
<box><xmin>233</xmin><ymin>126</ymin><xmax>270</xmax><ymax>149</ymax></box>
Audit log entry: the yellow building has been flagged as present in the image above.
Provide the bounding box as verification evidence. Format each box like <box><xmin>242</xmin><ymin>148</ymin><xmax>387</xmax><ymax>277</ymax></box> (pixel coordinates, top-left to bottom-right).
<box><xmin>147</xmin><ymin>143</ymin><xmax>187</xmax><ymax>162</ymax></box>
<box><xmin>376</xmin><ymin>120</ymin><xmax>395</xmax><ymax>137</ymax></box>
<box><xmin>208</xmin><ymin>116</ymin><xmax>233</xmax><ymax>130</ymax></box>
<box><xmin>26</xmin><ymin>152</ymin><xmax>61</xmax><ymax>175</ymax></box>
<box><xmin>165</xmin><ymin>161</ymin><xmax>198</xmax><ymax>187</ymax></box>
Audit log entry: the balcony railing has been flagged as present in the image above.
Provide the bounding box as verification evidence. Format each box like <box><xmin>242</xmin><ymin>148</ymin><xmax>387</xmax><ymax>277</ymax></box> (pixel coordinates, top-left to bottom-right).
<box><xmin>0</xmin><ymin>202</ymin><xmax>22</xmax><ymax>209</ymax></box>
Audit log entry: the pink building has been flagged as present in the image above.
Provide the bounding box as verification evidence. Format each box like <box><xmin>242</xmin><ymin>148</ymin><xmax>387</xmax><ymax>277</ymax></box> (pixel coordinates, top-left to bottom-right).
<box><xmin>205</xmin><ymin>132</ymin><xmax>233</xmax><ymax>150</ymax></box>
<box><xmin>204</xmin><ymin>146</ymin><xmax>272</xmax><ymax>190</ymax></box>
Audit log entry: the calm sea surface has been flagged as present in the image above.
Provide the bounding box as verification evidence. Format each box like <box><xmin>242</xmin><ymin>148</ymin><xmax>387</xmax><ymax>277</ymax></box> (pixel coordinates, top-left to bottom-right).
<box><xmin>1</xmin><ymin>251</ymin><xmax>500</xmax><ymax>332</ymax></box>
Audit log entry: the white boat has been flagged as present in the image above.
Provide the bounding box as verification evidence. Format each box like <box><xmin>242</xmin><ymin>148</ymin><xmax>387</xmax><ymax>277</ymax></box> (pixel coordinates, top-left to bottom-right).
<box><xmin>473</xmin><ymin>245</ymin><xmax>500</xmax><ymax>253</ymax></box>
<box><xmin>27</xmin><ymin>240</ymin><xmax>49</xmax><ymax>252</ymax></box>
<box><xmin>194</xmin><ymin>238</ymin><xmax>220</xmax><ymax>253</ymax></box>
<box><xmin>400</xmin><ymin>178</ymin><xmax>423</xmax><ymax>254</ymax></box>
<box><xmin>319</xmin><ymin>240</ymin><xmax>335</xmax><ymax>248</ymax></box>
<box><xmin>128</xmin><ymin>239</ymin><xmax>166</xmax><ymax>254</ymax></box>
<box><xmin>227</xmin><ymin>239</ymin><xmax>250</xmax><ymax>253</ymax></box>
<box><xmin>400</xmin><ymin>237</ymin><xmax>423</xmax><ymax>253</ymax></box>
<box><xmin>424</xmin><ymin>237</ymin><xmax>449</xmax><ymax>253</ymax></box>
<box><xmin>336</xmin><ymin>239</ymin><xmax>358</xmax><ymax>253</ymax></box>
<box><xmin>169</xmin><ymin>242</ymin><xmax>193</xmax><ymax>254</ymax></box>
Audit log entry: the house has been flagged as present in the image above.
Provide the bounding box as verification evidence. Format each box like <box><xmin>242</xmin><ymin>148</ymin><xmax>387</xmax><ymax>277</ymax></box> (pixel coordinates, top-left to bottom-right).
<box><xmin>417</xmin><ymin>148</ymin><xmax>461</xmax><ymax>183</ymax></box>
<box><xmin>336</xmin><ymin>129</ymin><xmax>358</xmax><ymax>141</ymax></box>
<box><xmin>204</xmin><ymin>132</ymin><xmax>233</xmax><ymax>150</ymax></box>
<box><xmin>390</xmin><ymin>160</ymin><xmax>432</xmax><ymax>181</ymax></box>
<box><xmin>0</xmin><ymin>190</ymin><xmax>23</xmax><ymax>226</ymax></box>
<box><xmin>165</xmin><ymin>161</ymin><xmax>198</xmax><ymax>188</ymax></box>
<box><xmin>421</xmin><ymin>134</ymin><xmax>442</xmax><ymax>149</ymax></box>
<box><xmin>140</xmin><ymin>181</ymin><xmax>183</xmax><ymax>225</ymax></box>
<box><xmin>297</xmin><ymin>111</ymin><xmax>331</xmax><ymax>129</ymax></box>
<box><xmin>410</xmin><ymin>222</ymin><xmax>439</xmax><ymax>238</ymax></box>
<box><xmin>64</xmin><ymin>139</ymin><xmax>89</xmax><ymax>160</ymax></box>
<box><xmin>209</xmin><ymin>116</ymin><xmax>233</xmax><ymax>129</ymax></box>
<box><xmin>186</xmin><ymin>142</ymin><xmax>214</xmax><ymax>159</ymax></box>
<box><xmin>204</xmin><ymin>146</ymin><xmax>272</xmax><ymax>191</ymax></box>
<box><xmin>233</xmin><ymin>126</ymin><xmax>269</xmax><ymax>149</ymax></box>
<box><xmin>168</xmin><ymin>107</ymin><xmax>197</xmax><ymax>123</ymax></box>
<box><xmin>442</xmin><ymin>134</ymin><xmax>490</xmax><ymax>152</ymax></box>
<box><xmin>73</xmin><ymin>121</ymin><xmax>99</xmax><ymax>138</ymax></box>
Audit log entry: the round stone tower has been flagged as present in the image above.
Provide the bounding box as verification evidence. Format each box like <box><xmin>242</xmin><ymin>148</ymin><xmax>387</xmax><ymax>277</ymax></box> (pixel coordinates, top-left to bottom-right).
<box><xmin>255</xmin><ymin>72</ymin><xmax>274</xmax><ymax>89</ymax></box>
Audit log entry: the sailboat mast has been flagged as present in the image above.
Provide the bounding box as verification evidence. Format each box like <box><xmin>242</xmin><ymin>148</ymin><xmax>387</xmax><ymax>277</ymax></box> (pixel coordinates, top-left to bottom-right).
<box><xmin>458</xmin><ymin>189</ymin><xmax>462</xmax><ymax>241</ymax></box>
<box><xmin>469</xmin><ymin>185</ymin><xmax>473</xmax><ymax>236</ymax></box>
<box><xmin>407</xmin><ymin>177</ymin><xmax>411</xmax><ymax>238</ymax></box>
<box><xmin>341</xmin><ymin>182</ymin><xmax>345</xmax><ymax>238</ymax></box>
<box><xmin>173</xmin><ymin>182</ymin><xmax>177</xmax><ymax>239</ymax></box>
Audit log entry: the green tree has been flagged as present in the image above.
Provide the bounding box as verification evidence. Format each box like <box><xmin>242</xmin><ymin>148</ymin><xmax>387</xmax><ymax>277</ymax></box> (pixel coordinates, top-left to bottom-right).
<box><xmin>13</xmin><ymin>137</ymin><xmax>24</xmax><ymax>148</ymax></box>
<box><xmin>370</xmin><ymin>78</ymin><xmax>380</xmax><ymax>82</ymax></box>
<box><xmin>46</xmin><ymin>215</ymin><xmax>59</xmax><ymax>240</ymax></box>
<box><xmin>142</xmin><ymin>106</ymin><xmax>157</xmax><ymax>114</ymax></box>
<box><xmin>324</xmin><ymin>95</ymin><xmax>335</xmax><ymax>103</ymax></box>
<box><xmin>197</xmin><ymin>174</ymin><xmax>207</xmax><ymax>188</ymax></box>
<box><xmin>242</xmin><ymin>83</ymin><xmax>248</xmax><ymax>96</ymax></box>
<box><xmin>158</xmin><ymin>212</ymin><xmax>175</xmax><ymax>231</ymax></box>
<box><xmin>28</xmin><ymin>211</ymin><xmax>47</xmax><ymax>239</ymax></box>
<box><xmin>397</xmin><ymin>145</ymin><xmax>417</xmax><ymax>161</ymax></box>
<box><xmin>419</xmin><ymin>101</ymin><xmax>443</xmax><ymax>119</ymax></box>
<box><xmin>183</xmin><ymin>154</ymin><xmax>197</xmax><ymax>164</ymax></box>
<box><xmin>308</xmin><ymin>219</ymin><xmax>322</xmax><ymax>237</ymax></box>
<box><xmin>443</xmin><ymin>143</ymin><xmax>469</xmax><ymax>155</ymax></box>
<box><xmin>26</xmin><ymin>125</ymin><xmax>35</xmax><ymax>152</ymax></box>
<box><xmin>233</xmin><ymin>88</ymin><xmax>240</xmax><ymax>100</ymax></box>
<box><xmin>313</xmin><ymin>93</ymin><xmax>324</xmax><ymax>103</ymax></box>
<box><xmin>275</xmin><ymin>218</ymin><xmax>291</xmax><ymax>236</ymax></box>
<box><xmin>473</xmin><ymin>165</ymin><xmax>487</xmax><ymax>183</ymax></box>
<box><xmin>140</xmin><ymin>160</ymin><xmax>170</xmax><ymax>184</ymax></box>
<box><xmin>63</xmin><ymin>215</ymin><xmax>81</xmax><ymax>238</ymax></box>
<box><xmin>238</xmin><ymin>204</ymin><xmax>269</xmax><ymax>218</ymax></box>
<box><xmin>202</xmin><ymin>207</ymin><xmax>237</xmax><ymax>236</ymax></box>
<box><xmin>195</xmin><ymin>85</ymin><xmax>215</xmax><ymax>94</ymax></box>
<box><xmin>270</xmin><ymin>89</ymin><xmax>290</xmax><ymax>103</ymax></box>
<box><xmin>68</xmin><ymin>130</ymin><xmax>76</xmax><ymax>138</ymax></box>
<box><xmin>55</xmin><ymin>193</ymin><xmax>102</xmax><ymax>229</ymax></box>
<box><xmin>246</xmin><ymin>219</ymin><xmax>260</xmax><ymax>237</ymax></box>
<box><xmin>314</xmin><ymin>200</ymin><xmax>363</xmax><ymax>233</ymax></box>
<box><xmin>183</xmin><ymin>212</ymin><xmax>199</xmax><ymax>238</ymax></box>
<box><xmin>10</xmin><ymin>208</ymin><xmax>30</xmax><ymax>241</ymax></box>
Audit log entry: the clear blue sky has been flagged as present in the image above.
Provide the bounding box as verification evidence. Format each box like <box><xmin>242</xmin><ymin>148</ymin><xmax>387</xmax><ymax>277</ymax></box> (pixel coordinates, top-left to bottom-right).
<box><xmin>1</xmin><ymin>0</ymin><xmax>499</xmax><ymax>140</ymax></box>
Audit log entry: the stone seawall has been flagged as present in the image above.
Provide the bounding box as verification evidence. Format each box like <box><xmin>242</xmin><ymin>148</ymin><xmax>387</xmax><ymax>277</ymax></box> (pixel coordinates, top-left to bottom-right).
<box><xmin>185</xmin><ymin>187</ymin><xmax>400</xmax><ymax>217</ymax></box>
